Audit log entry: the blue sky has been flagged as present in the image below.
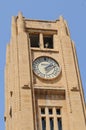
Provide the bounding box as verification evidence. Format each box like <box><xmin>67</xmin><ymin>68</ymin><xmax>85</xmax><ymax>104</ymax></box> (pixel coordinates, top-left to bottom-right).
<box><xmin>0</xmin><ymin>0</ymin><xmax>86</xmax><ymax>129</ymax></box>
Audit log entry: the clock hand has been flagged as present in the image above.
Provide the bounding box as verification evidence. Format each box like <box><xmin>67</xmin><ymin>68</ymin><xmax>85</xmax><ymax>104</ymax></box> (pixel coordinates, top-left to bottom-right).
<box><xmin>41</xmin><ymin>63</ymin><xmax>49</xmax><ymax>66</ymax></box>
<box><xmin>45</xmin><ymin>65</ymin><xmax>56</xmax><ymax>73</ymax></box>
<box><xmin>45</xmin><ymin>63</ymin><xmax>53</xmax><ymax>70</ymax></box>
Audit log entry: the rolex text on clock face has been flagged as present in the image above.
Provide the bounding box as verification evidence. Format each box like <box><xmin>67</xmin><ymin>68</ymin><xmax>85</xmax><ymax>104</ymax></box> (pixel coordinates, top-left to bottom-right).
<box><xmin>32</xmin><ymin>56</ymin><xmax>61</xmax><ymax>80</ymax></box>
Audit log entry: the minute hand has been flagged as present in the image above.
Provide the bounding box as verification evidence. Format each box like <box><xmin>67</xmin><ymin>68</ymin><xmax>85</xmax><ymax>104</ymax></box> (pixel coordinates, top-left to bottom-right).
<box><xmin>45</xmin><ymin>63</ymin><xmax>53</xmax><ymax>70</ymax></box>
<box><xmin>45</xmin><ymin>64</ymin><xmax>55</xmax><ymax>73</ymax></box>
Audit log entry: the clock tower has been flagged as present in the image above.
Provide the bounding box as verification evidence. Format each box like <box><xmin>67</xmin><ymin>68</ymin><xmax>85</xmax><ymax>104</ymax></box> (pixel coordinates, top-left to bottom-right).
<box><xmin>5</xmin><ymin>12</ymin><xmax>86</xmax><ymax>130</ymax></box>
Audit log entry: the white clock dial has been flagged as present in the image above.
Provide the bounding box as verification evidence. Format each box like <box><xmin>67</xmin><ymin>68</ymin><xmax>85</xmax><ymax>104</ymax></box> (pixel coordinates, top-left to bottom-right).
<box><xmin>32</xmin><ymin>56</ymin><xmax>61</xmax><ymax>80</ymax></box>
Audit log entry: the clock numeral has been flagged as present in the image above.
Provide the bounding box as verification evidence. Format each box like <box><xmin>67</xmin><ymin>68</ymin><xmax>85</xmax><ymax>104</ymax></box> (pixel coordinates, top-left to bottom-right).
<box><xmin>44</xmin><ymin>57</ymin><xmax>46</xmax><ymax>61</ymax></box>
<box><xmin>39</xmin><ymin>73</ymin><xmax>45</xmax><ymax>78</ymax></box>
<box><xmin>38</xmin><ymin>58</ymin><xmax>43</xmax><ymax>62</ymax></box>
<box><xmin>34</xmin><ymin>68</ymin><xmax>40</xmax><ymax>73</ymax></box>
<box><xmin>46</xmin><ymin>75</ymin><xmax>51</xmax><ymax>78</ymax></box>
<box><xmin>51</xmin><ymin>69</ymin><xmax>59</xmax><ymax>77</ymax></box>
<box><xmin>33</xmin><ymin>65</ymin><xmax>38</xmax><ymax>70</ymax></box>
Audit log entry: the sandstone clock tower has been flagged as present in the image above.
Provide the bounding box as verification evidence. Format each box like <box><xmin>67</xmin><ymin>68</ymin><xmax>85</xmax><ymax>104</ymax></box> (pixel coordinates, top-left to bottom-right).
<box><xmin>5</xmin><ymin>12</ymin><xmax>86</xmax><ymax>130</ymax></box>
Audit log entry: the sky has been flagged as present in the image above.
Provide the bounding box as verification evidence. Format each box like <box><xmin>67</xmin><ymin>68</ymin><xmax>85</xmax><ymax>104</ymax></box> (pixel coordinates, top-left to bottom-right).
<box><xmin>0</xmin><ymin>0</ymin><xmax>86</xmax><ymax>129</ymax></box>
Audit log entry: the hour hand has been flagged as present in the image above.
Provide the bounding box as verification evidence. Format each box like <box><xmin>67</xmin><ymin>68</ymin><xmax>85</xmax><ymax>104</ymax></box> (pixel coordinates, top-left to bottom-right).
<box><xmin>45</xmin><ymin>63</ymin><xmax>53</xmax><ymax>70</ymax></box>
<box><xmin>45</xmin><ymin>63</ymin><xmax>54</xmax><ymax>73</ymax></box>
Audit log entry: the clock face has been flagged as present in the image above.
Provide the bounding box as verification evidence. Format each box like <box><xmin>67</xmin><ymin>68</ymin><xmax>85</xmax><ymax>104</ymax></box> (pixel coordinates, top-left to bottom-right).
<box><xmin>32</xmin><ymin>56</ymin><xmax>61</xmax><ymax>80</ymax></box>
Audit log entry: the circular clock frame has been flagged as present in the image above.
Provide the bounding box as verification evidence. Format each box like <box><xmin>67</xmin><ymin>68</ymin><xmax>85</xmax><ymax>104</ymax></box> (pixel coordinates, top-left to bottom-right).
<box><xmin>32</xmin><ymin>56</ymin><xmax>61</xmax><ymax>80</ymax></box>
